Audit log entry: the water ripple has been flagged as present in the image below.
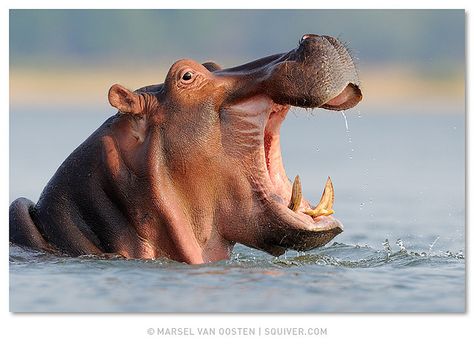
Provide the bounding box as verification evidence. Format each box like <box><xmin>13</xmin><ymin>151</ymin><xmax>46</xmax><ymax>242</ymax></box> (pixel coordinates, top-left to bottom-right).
<box><xmin>9</xmin><ymin>240</ymin><xmax>464</xmax><ymax>270</ymax></box>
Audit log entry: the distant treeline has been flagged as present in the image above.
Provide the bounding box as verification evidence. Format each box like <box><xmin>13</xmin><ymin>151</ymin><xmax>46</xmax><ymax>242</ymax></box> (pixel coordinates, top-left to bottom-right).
<box><xmin>10</xmin><ymin>9</ymin><xmax>464</xmax><ymax>69</ymax></box>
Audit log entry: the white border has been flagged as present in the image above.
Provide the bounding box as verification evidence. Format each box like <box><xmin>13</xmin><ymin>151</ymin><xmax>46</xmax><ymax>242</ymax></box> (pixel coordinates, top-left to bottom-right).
<box><xmin>2</xmin><ymin>1</ymin><xmax>470</xmax><ymax>348</ymax></box>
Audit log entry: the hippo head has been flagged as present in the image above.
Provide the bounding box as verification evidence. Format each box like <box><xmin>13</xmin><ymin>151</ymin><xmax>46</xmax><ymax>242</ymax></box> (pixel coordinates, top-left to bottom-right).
<box><xmin>106</xmin><ymin>34</ymin><xmax>362</xmax><ymax>263</ymax></box>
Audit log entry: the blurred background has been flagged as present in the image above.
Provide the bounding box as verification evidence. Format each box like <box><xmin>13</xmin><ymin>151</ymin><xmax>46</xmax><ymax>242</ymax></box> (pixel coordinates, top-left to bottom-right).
<box><xmin>10</xmin><ymin>10</ymin><xmax>464</xmax><ymax>109</ymax></box>
<box><xmin>10</xmin><ymin>9</ymin><xmax>465</xmax><ymax>251</ymax></box>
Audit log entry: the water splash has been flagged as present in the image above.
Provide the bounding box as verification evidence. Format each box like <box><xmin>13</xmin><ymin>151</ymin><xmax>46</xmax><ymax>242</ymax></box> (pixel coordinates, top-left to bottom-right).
<box><xmin>271</xmin><ymin>240</ymin><xmax>464</xmax><ymax>269</ymax></box>
<box><xmin>382</xmin><ymin>239</ymin><xmax>392</xmax><ymax>257</ymax></box>
<box><xmin>396</xmin><ymin>238</ymin><xmax>406</xmax><ymax>252</ymax></box>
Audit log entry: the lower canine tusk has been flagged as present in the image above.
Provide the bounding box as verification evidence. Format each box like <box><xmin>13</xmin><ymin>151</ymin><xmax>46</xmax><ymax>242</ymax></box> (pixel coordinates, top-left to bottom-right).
<box><xmin>304</xmin><ymin>176</ymin><xmax>335</xmax><ymax>217</ymax></box>
<box><xmin>288</xmin><ymin>175</ymin><xmax>302</xmax><ymax>212</ymax></box>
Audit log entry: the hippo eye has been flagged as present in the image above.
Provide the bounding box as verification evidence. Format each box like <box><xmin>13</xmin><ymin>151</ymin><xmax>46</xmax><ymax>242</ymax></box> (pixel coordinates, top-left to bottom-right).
<box><xmin>182</xmin><ymin>71</ymin><xmax>193</xmax><ymax>81</ymax></box>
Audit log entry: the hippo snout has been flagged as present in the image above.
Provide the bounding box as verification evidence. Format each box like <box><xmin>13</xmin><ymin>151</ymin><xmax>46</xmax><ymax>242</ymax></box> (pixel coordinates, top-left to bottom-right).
<box><xmin>277</xmin><ymin>34</ymin><xmax>362</xmax><ymax>109</ymax></box>
<box><xmin>216</xmin><ymin>33</ymin><xmax>362</xmax><ymax>110</ymax></box>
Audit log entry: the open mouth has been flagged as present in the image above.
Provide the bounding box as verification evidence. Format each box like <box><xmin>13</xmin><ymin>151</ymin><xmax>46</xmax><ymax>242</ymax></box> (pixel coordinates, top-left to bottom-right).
<box><xmin>259</xmin><ymin>83</ymin><xmax>361</xmax><ymax>237</ymax></box>
<box><xmin>262</xmin><ymin>103</ymin><xmax>343</xmax><ymax>234</ymax></box>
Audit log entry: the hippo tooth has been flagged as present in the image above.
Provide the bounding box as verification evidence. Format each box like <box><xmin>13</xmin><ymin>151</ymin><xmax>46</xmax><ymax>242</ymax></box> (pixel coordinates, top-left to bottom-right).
<box><xmin>288</xmin><ymin>175</ymin><xmax>302</xmax><ymax>212</ymax></box>
<box><xmin>304</xmin><ymin>177</ymin><xmax>335</xmax><ymax>217</ymax></box>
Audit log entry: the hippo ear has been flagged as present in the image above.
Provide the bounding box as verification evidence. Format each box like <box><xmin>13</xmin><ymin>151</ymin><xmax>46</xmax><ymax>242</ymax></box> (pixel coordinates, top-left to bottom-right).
<box><xmin>202</xmin><ymin>61</ymin><xmax>222</xmax><ymax>72</ymax></box>
<box><xmin>108</xmin><ymin>84</ymin><xmax>143</xmax><ymax>115</ymax></box>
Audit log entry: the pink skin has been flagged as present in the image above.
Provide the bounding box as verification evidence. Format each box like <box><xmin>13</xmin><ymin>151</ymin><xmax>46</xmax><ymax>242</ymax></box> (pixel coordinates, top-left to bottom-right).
<box><xmin>10</xmin><ymin>34</ymin><xmax>362</xmax><ymax>263</ymax></box>
<box><xmin>221</xmin><ymin>96</ymin><xmax>344</xmax><ymax>253</ymax></box>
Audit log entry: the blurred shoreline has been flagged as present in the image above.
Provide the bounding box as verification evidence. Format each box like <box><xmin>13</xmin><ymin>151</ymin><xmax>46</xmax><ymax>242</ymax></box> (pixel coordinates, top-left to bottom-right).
<box><xmin>10</xmin><ymin>64</ymin><xmax>465</xmax><ymax>114</ymax></box>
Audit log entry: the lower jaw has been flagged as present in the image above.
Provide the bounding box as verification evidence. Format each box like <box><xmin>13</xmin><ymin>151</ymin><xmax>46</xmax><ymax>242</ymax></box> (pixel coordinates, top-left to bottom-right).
<box><xmin>254</xmin><ymin>165</ymin><xmax>342</xmax><ymax>234</ymax></box>
<box><xmin>255</xmin><ymin>199</ymin><xmax>343</xmax><ymax>254</ymax></box>
<box><xmin>271</xmin><ymin>198</ymin><xmax>343</xmax><ymax>233</ymax></box>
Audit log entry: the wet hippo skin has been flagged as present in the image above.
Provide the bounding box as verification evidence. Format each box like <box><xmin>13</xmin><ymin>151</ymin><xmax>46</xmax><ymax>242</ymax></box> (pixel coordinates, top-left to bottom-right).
<box><xmin>10</xmin><ymin>34</ymin><xmax>362</xmax><ymax>264</ymax></box>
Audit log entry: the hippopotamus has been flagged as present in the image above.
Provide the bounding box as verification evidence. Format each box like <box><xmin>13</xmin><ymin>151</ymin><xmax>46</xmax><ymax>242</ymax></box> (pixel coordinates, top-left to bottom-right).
<box><xmin>10</xmin><ymin>34</ymin><xmax>362</xmax><ymax>264</ymax></box>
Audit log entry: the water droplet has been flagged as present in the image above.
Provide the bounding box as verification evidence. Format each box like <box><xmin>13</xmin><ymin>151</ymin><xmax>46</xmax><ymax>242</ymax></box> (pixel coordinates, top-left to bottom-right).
<box><xmin>357</xmin><ymin>111</ymin><xmax>362</xmax><ymax>118</ymax></box>
<box><xmin>315</xmin><ymin>147</ymin><xmax>320</xmax><ymax>152</ymax></box>
<box><xmin>428</xmin><ymin>236</ymin><xmax>440</xmax><ymax>255</ymax></box>
<box><xmin>341</xmin><ymin>110</ymin><xmax>349</xmax><ymax>132</ymax></box>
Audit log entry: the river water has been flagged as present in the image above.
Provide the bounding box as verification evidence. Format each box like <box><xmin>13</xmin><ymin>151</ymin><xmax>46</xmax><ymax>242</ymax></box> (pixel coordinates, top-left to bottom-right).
<box><xmin>9</xmin><ymin>104</ymin><xmax>465</xmax><ymax>312</ymax></box>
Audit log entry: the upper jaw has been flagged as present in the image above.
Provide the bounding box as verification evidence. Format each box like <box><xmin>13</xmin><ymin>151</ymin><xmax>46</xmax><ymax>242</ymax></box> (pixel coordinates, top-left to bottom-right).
<box><xmin>217</xmin><ymin>34</ymin><xmax>362</xmax><ymax>111</ymax></box>
<box><xmin>320</xmin><ymin>83</ymin><xmax>363</xmax><ymax>111</ymax></box>
<box><xmin>261</xmin><ymin>34</ymin><xmax>362</xmax><ymax>109</ymax></box>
